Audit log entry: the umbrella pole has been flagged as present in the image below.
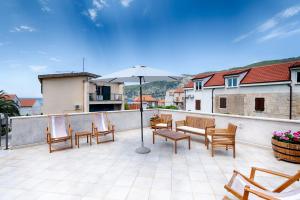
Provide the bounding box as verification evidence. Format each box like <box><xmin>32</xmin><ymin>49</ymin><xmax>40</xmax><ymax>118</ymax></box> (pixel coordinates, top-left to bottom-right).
<box><xmin>135</xmin><ymin>76</ymin><xmax>151</xmax><ymax>154</ymax></box>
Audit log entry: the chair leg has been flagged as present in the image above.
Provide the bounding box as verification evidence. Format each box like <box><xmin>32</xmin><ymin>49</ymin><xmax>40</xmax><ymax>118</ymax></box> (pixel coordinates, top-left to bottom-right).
<box><xmin>233</xmin><ymin>144</ymin><xmax>236</xmax><ymax>158</ymax></box>
<box><xmin>226</xmin><ymin>145</ymin><xmax>228</xmax><ymax>150</ymax></box>
<box><xmin>112</xmin><ymin>131</ymin><xmax>115</xmax><ymax>142</ymax></box>
<box><xmin>49</xmin><ymin>142</ymin><xmax>52</xmax><ymax>153</ymax></box>
<box><xmin>211</xmin><ymin>145</ymin><xmax>214</xmax><ymax>157</ymax></box>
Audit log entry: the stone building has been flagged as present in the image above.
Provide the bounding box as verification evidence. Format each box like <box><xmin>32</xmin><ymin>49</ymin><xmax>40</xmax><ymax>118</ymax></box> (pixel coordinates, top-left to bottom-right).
<box><xmin>185</xmin><ymin>61</ymin><xmax>300</xmax><ymax>119</ymax></box>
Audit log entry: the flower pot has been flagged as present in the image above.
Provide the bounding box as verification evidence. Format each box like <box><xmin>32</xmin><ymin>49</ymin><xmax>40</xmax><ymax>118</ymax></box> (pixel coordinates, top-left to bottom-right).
<box><xmin>272</xmin><ymin>138</ymin><xmax>300</xmax><ymax>164</ymax></box>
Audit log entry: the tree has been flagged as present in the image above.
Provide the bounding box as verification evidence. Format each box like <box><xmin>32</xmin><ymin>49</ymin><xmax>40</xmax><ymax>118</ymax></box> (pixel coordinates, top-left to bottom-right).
<box><xmin>0</xmin><ymin>90</ymin><xmax>20</xmax><ymax>116</ymax></box>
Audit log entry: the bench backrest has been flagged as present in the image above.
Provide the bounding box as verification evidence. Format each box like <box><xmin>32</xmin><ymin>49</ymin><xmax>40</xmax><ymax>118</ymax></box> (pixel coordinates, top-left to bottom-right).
<box><xmin>186</xmin><ymin>116</ymin><xmax>215</xmax><ymax>129</ymax></box>
<box><xmin>160</xmin><ymin>114</ymin><xmax>172</xmax><ymax>123</ymax></box>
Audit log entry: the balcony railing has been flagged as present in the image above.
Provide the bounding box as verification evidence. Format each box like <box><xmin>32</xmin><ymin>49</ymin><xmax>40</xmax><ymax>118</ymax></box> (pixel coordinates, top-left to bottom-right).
<box><xmin>89</xmin><ymin>93</ymin><xmax>123</xmax><ymax>101</ymax></box>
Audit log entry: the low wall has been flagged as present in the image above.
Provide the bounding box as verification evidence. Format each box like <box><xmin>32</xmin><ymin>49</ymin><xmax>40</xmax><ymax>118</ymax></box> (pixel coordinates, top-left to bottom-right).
<box><xmin>10</xmin><ymin>109</ymin><xmax>157</xmax><ymax>148</ymax></box>
<box><xmin>158</xmin><ymin>109</ymin><xmax>300</xmax><ymax>148</ymax></box>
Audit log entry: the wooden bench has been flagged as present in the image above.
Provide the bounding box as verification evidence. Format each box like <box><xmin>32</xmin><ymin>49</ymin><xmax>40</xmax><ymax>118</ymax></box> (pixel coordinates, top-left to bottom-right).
<box><xmin>175</xmin><ymin>116</ymin><xmax>215</xmax><ymax>146</ymax></box>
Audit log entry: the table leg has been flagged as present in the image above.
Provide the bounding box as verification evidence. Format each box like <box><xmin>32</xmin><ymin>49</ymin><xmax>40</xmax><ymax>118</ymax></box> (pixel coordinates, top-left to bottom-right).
<box><xmin>87</xmin><ymin>135</ymin><xmax>88</xmax><ymax>143</ymax></box>
<box><xmin>153</xmin><ymin>132</ymin><xmax>155</xmax><ymax>144</ymax></box>
<box><xmin>78</xmin><ymin>136</ymin><xmax>80</xmax><ymax>148</ymax></box>
<box><xmin>75</xmin><ymin>135</ymin><xmax>77</xmax><ymax>146</ymax></box>
<box><xmin>175</xmin><ymin>141</ymin><xmax>177</xmax><ymax>154</ymax></box>
<box><xmin>188</xmin><ymin>137</ymin><xmax>191</xmax><ymax>150</ymax></box>
<box><xmin>90</xmin><ymin>135</ymin><xmax>92</xmax><ymax>145</ymax></box>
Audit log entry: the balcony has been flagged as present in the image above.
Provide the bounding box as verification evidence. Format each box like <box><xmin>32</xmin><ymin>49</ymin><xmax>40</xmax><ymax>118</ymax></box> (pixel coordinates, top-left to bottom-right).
<box><xmin>4</xmin><ymin>109</ymin><xmax>300</xmax><ymax>199</ymax></box>
<box><xmin>89</xmin><ymin>93</ymin><xmax>123</xmax><ymax>102</ymax></box>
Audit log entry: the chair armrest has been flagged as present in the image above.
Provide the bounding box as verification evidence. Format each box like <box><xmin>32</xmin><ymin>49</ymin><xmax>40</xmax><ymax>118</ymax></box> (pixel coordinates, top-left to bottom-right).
<box><xmin>250</xmin><ymin>167</ymin><xmax>292</xmax><ymax>180</ymax></box>
<box><xmin>175</xmin><ymin>120</ymin><xmax>185</xmax><ymax>127</ymax></box>
<box><xmin>244</xmin><ymin>186</ymin><xmax>278</xmax><ymax>200</ymax></box>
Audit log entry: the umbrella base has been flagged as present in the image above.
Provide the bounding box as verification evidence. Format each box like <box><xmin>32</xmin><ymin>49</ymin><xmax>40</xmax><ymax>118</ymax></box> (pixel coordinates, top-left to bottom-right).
<box><xmin>135</xmin><ymin>146</ymin><xmax>151</xmax><ymax>154</ymax></box>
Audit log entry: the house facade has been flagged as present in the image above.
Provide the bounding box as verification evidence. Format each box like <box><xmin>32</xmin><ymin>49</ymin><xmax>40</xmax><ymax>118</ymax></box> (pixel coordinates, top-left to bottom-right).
<box><xmin>38</xmin><ymin>72</ymin><xmax>124</xmax><ymax>114</ymax></box>
<box><xmin>185</xmin><ymin>62</ymin><xmax>300</xmax><ymax>119</ymax></box>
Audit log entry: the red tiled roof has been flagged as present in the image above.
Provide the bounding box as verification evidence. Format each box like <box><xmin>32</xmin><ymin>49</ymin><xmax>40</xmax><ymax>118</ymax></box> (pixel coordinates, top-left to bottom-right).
<box><xmin>192</xmin><ymin>72</ymin><xmax>214</xmax><ymax>80</ymax></box>
<box><xmin>20</xmin><ymin>99</ymin><xmax>36</xmax><ymax>107</ymax></box>
<box><xmin>134</xmin><ymin>95</ymin><xmax>157</xmax><ymax>102</ymax></box>
<box><xmin>3</xmin><ymin>94</ymin><xmax>17</xmax><ymax>101</ymax></box>
<box><xmin>184</xmin><ymin>81</ymin><xmax>194</xmax><ymax>88</ymax></box>
<box><xmin>240</xmin><ymin>62</ymin><xmax>297</xmax><ymax>84</ymax></box>
<box><xmin>174</xmin><ymin>88</ymin><xmax>184</xmax><ymax>93</ymax></box>
<box><xmin>204</xmin><ymin>69</ymin><xmax>248</xmax><ymax>87</ymax></box>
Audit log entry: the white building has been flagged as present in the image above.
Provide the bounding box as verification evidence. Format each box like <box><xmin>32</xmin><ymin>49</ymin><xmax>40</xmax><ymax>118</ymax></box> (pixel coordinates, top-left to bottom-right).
<box><xmin>185</xmin><ymin>61</ymin><xmax>300</xmax><ymax>119</ymax></box>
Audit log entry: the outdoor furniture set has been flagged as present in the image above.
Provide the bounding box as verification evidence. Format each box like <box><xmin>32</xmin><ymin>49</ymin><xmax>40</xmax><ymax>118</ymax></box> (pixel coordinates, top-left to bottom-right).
<box><xmin>152</xmin><ymin>114</ymin><xmax>238</xmax><ymax>156</ymax></box>
<box><xmin>46</xmin><ymin>112</ymin><xmax>114</xmax><ymax>153</ymax></box>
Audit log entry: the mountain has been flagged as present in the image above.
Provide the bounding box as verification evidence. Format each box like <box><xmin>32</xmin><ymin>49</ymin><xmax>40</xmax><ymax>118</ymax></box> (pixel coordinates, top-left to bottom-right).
<box><xmin>124</xmin><ymin>56</ymin><xmax>300</xmax><ymax>99</ymax></box>
<box><xmin>124</xmin><ymin>75</ymin><xmax>192</xmax><ymax>100</ymax></box>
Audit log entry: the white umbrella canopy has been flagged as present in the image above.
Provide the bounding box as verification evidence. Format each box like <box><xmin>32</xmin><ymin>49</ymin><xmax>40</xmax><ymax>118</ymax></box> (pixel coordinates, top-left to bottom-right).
<box><xmin>93</xmin><ymin>65</ymin><xmax>182</xmax><ymax>154</ymax></box>
<box><xmin>93</xmin><ymin>65</ymin><xmax>181</xmax><ymax>83</ymax></box>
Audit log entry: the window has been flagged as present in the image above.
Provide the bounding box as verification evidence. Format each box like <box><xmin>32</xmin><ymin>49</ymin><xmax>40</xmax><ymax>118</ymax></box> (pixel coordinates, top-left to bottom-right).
<box><xmin>297</xmin><ymin>72</ymin><xmax>300</xmax><ymax>83</ymax></box>
<box><xmin>255</xmin><ymin>98</ymin><xmax>265</xmax><ymax>111</ymax></box>
<box><xmin>227</xmin><ymin>77</ymin><xmax>238</xmax><ymax>88</ymax></box>
<box><xmin>195</xmin><ymin>100</ymin><xmax>201</xmax><ymax>110</ymax></box>
<box><xmin>195</xmin><ymin>81</ymin><xmax>202</xmax><ymax>90</ymax></box>
<box><xmin>220</xmin><ymin>97</ymin><xmax>227</xmax><ymax>108</ymax></box>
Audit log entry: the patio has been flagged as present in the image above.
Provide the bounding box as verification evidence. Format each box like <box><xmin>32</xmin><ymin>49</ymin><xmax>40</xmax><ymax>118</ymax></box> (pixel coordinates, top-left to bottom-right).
<box><xmin>0</xmin><ymin>127</ymin><xmax>299</xmax><ymax>200</ymax></box>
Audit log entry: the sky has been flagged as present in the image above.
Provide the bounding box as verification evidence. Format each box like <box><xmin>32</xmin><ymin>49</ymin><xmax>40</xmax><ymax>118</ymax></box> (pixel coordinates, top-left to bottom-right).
<box><xmin>1</xmin><ymin>0</ymin><xmax>300</xmax><ymax>97</ymax></box>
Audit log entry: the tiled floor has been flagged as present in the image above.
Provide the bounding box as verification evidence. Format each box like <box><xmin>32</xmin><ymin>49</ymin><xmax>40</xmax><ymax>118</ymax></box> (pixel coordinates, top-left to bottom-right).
<box><xmin>0</xmin><ymin>128</ymin><xmax>299</xmax><ymax>200</ymax></box>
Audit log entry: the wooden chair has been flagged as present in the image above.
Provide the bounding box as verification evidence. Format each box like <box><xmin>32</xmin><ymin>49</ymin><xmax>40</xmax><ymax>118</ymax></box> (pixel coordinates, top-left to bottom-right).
<box><xmin>153</xmin><ymin>114</ymin><xmax>172</xmax><ymax>130</ymax></box>
<box><xmin>46</xmin><ymin>115</ymin><xmax>73</xmax><ymax>153</ymax></box>
<box><xmin>92</xmin><ymin>112</ymin><xmax>115</xmax><ymax>144</ymax></box>
<box><xmin>224</xmin><ymin>167</ymin><xmax>300</xmax><ymax>200</ymax></box>
<box><xmin>206</xmin><ymin>123</ymin><xmax>237</xmax><ymax>157</ymax></box>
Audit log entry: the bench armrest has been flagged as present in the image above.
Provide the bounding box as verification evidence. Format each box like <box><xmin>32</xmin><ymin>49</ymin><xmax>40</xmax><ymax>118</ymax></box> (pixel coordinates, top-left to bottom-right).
<box><xmin>175</xmin><ymin>120</ymin><xmax>185</xmax><ymax>127</ymax></box>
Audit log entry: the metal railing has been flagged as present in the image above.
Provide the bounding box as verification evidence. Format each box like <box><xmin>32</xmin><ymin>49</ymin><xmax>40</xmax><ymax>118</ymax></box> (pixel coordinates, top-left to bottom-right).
<box><xmin>89</xmin><ymin>93</ymin><xmax>123</xmax><ymax>101</ymax></box>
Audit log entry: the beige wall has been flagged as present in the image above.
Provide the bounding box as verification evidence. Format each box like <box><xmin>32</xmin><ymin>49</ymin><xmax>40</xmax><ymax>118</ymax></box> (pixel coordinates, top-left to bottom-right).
<box><xmin>42</xmin><ymin>76</ymin><xmax>87</xmax><ymax>114</ymax></box>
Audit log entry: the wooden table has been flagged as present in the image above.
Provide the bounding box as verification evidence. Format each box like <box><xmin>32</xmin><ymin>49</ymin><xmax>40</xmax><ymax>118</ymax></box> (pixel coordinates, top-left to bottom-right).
<box><xmin>153</xmin><ymin>129</ymin><xmax>191</xmax><ymax>154</ymax></box>
<box><xmin>75</xmin><ymin>131</ymin><xmax>92</xmax><ymax>148</ymax></box>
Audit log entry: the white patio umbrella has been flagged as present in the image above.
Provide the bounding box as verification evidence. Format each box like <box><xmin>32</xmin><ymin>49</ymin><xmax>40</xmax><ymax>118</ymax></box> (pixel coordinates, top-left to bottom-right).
<box><xmin>93</xmin><ymin>65</ymin><xmax>182</xmax><ymax>154</ymax></box>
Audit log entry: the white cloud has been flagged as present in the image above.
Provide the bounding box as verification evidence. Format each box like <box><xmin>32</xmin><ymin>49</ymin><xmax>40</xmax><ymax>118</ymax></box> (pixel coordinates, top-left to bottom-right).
<box><xmin>11</xmin><ymin>25</ymin><xmax>35</xmax><ymax>33</ymax></box>
<box><xmin>29</xmin><ymin>65</ymin><xmax>47</xmax><ymax>72</ymax></box>
<box><xmin>37</xmin><ymin>50</ymin><xmax>47</xmax><ymax>55</ymax></box>
<box><xmin>50</xmin><ymin>57</ymin><xmax>61</xmax><ymax>62</ymax></box>
<box><xmin>234</xmin><ymin>4</ymin><xmax>300</xmax><ymax>43</ymax></box>
<box><xmin>120</xmin><ymin>0</ymin><xmax>133</xmax><ymax>7</ymax></box>
<box><xmin>39</xmin><ymin>0</ymin><xmax>51</xmax><ymax>12</ymax></box>
<box><xmin>87</xmin><ymin>0</ymin><xmax>107</xmax><ymax>21</ymax></box>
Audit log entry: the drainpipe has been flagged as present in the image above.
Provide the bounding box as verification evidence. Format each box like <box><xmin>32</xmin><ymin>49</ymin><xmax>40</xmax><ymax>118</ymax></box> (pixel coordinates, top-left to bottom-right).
<box><xmin>288</xmin><ymin>83</ymin><xmax>292</xmax><ymax>120</ymax></box>
<box><xmin>211</xmin><ymin>88</ymin><xmax>215</xmax><ymax>113</ymax></box>
<box><xmin>184</xmin><ymin>90</ymin><xmax>186</xmax><ymax>110</ymax></box>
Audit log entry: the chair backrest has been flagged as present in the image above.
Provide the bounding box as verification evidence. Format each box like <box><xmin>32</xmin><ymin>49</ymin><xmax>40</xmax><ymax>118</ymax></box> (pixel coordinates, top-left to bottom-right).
<box><xmin>186</xmin><ymin>116</ymin><xmax>215</xmax><ymax>129</ymax></box>
<box><xmin>160</xmin><ymin>114</ymin><xmax>172</xmax><ymax>123</ymax></box>
<box><xmin>228</xmin><ymin>123</ymin><xmax>237</xmax><ymax>135</ymax></box>
<box><xmin>48</xmin><ymin>115</ymin><xmax>68</xmax><ymax>138</ymax></box>
<box><xmin>94</xmin><ymin>112</ymin><xmax>109</xmax><ymax>132</ymax></box>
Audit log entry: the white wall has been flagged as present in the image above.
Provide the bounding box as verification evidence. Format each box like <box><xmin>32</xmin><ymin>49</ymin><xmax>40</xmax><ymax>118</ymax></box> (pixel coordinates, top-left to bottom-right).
<box><xmin>10</xmin><ymin>109</ymin><xmax>157</xmax><ymax>148</ymax></box>
<box><xmin>158</xmin><ymin>109</ymin><xmax>300</xmax><ymax>148</ymax></box>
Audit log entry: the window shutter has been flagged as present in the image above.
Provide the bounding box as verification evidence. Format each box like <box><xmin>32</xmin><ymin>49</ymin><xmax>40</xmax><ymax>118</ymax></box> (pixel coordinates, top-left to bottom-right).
<box><xmin>255</xmin><ymin>98</ymin><xmax>264</xmax><ymax>111</ymax></box>
<box><xmin>195</xmin><ymin>100</ymin><xmax>201</xmax><ymax>110</ymax></box>
<box><xmin>297</xmin><ymin>72</ymin><xmax>300</xmax><ymax>83</ymax></box>
<box><xmin>220</xmin><ymin>98</ymin><xmax>226</xmax><ymax>108</ymax></box>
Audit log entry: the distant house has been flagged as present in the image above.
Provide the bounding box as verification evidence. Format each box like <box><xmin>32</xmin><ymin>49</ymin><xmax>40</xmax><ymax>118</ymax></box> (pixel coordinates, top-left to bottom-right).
<box><xmin>4</xmin><ymin>94</ymin><xmax>21</xmax><ymax>107</ymax></box>
<box><xmin>158</xmin><ymin>99</ymin><xmax>165</xmax><ymax>107</ymax></box>
<box><xmin>185</xmin><ymin>61</ymin><xmax>300</xmax><ymax>119</ymax></box>
<box><xmin>38</xmin><ymin>72</ymin><xmax>124</xmax><ymax>114</ymax></box>
<box><xmin>165</xmin><ymin>88</ymin><xmax>185</xmax><ymax>109</ymax></box>
<box><xmin>133</xmin><ymin>95</ymin><xmax>158</xmax><ymax>108</ymax></box>
<box><xmin>19</xmin><ymin>98</ymin><xmax>42</xmax><ymax>116</ymax></box>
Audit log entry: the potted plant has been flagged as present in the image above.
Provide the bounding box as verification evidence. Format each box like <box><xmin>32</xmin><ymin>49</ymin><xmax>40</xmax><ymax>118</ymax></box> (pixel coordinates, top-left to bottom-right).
<box><xmin>272</xmin><ymin>130</ymin><xmax>300</xmax><ymax>163</ymax></box>
<box><xmin>150</xmin><ymin>114</ymin><xmax>160</xmax><ymax>128</ymax></box>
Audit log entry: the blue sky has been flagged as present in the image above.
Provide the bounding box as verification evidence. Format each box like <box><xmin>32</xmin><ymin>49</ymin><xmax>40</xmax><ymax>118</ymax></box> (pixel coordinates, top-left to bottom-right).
<box><xmin>1</xmin><ymin>0</ymin><xmax>300</xmax><ymax>97</ymax></box>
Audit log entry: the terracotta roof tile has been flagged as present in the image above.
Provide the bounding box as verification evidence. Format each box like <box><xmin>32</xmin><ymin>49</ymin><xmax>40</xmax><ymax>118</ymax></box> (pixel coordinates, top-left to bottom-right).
<box><xmin>204</xmin><ymin>69</ymin><xmax>248</xmax><ymax>87</ymax></box>
<box><xmin>3</xmin><ymin>94</ymin><xmax>17</xmax><ymax>101</ymax></box>
<box><xmin>174</xmin><ymin>88</ymin><xmax>184</xmax><ymax>93</ymax></box>
<box><xmin>134</xmin><ymin>95</ymin><xmax>157</xmax><ymax>102</ymax></box>
<box><xmin>241</xmin><ymin>62</ymin><xmax>297</xmax><ymax>84</ymax></box>
<box><xmin>20</xmin><ymin>99</ymin><xmax>36</xmax><ymax>107</ymax></box>
<box><xmin>184</xmin><ymin>81</ymin><xmax>194</xmax><ymax>88</ymax></box>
